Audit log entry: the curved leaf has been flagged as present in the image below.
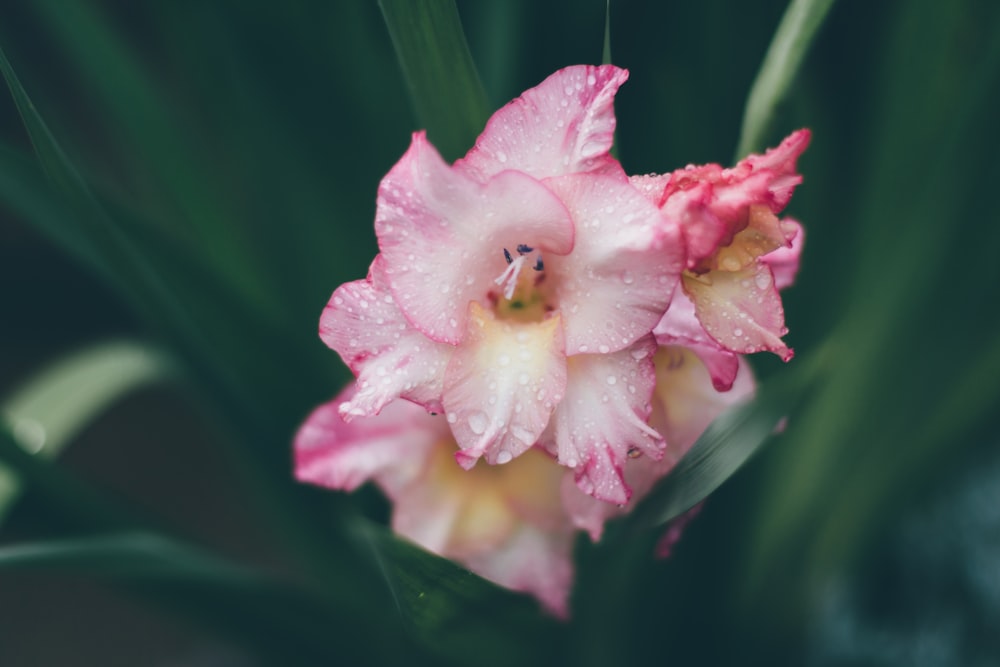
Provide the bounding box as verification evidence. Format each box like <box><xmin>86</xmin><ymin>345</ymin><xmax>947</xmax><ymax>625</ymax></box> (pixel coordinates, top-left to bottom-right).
<box><xmin>735</xmin><ymin>0</ymin><xmax>837</xmax><ymax>158</ymax></box>
<box><xmin>0</xmin><ymin>340</ymin><xmax>172</xmax><ymax>523</ymax></box>
<box><xmin>378</xmin><ymin>0</ymin><xmax>491</xmax><ymax>160</ymax></box>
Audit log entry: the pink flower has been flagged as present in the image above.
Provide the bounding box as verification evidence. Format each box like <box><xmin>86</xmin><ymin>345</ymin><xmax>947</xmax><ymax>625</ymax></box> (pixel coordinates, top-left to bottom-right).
<box><xmin>632</xmin><ymin>130</ymin><xmax>810</xmax><ymax>372</ymax></box>
<box><xmin>295</xmin><ymin>387</ymin><xmax>577</xmax><ymax>617</ymax></box>
<box><xmin>321</xmin><ymin>65</ymin><xmax>685</xmax><ymax>503</ymax></box>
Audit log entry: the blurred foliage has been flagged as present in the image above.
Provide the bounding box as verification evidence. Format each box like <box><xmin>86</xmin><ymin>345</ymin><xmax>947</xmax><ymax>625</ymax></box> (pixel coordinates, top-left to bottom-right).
<box><xmin>0</xmin><ymin>0</ymin><xmax>999</xmax><ymax>665</ymax></box>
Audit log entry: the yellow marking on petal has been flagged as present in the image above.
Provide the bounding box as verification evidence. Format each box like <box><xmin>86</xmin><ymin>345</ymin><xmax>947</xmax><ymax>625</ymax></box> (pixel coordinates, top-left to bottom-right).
<box><xmin>422</xmin><ymin>439</ymin><xmax>565</xmax><ymax>554</ymax></box>
<box><xmin>711</xmin><ymin>205</ymin><xmax>788</xmax><ymax>273</ymax></box>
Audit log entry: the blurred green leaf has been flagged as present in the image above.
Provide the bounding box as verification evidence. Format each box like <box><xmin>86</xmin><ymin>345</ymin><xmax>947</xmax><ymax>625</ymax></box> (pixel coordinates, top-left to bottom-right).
<box><xmin>378</xmin><ymin>0</ymin><xmax>491</xmax><ymax>160</ymax></box>
<box><xmin>735</xmin><ymin>0</ymin><xmax>836</xmax><ymax>158</ymax></box>
<box><xmin>0</xmin><ymin>340</ymin><xmax>172</xmax><ymax>524</ymax></box>
<box><xmin>28</xmin><ymin>0</ymin><xmax>274</xmax><ymax>310</ymax></box>
<box><xmin>0</xmin><ymin>531</ymin><xmax>406</xmax><ymax>666</ymax></box>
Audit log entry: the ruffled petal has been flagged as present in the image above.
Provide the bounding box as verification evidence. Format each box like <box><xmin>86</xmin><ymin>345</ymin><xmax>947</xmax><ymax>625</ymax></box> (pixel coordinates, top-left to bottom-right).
<box><xmin>762</xmin><ymin>219</ymin><xmax>804</xmax><ymax>290</ymax></box>
<box><xmin>682</xmin><ymin>263</ymin><xmax>792</xmax><ymax>361</ymax></box>
<box><xmin>741</xmin><ymin>129</ymin><xmax>812</xmax><ymax>210</ymax></box>
<box><xmin>294</xmin><ymin>388</ymin><xmax>443</xmax><ymax>496</ymax></box>
<box><xmin>375</xmin><ymin>132</ymin><xmax>574</xmax><ymax>344</ymax></box>
<box><xmin>652</xmin><ymin>288</ymin><xmax>740</xmax><ymax>391</ymax></box>
<box><xmin>549</xmin><ymin>336</ymin><xmax>663</xmax><ymax>503</ymax></box>
<box><xmin>319</xmin><ymin>257</ymin><xmax>452</xmax><ymax>418</ymax></box>
<box><xmin>543</xmin><ymin>173</ymin><xmax>683</xmax><ymax>354</ymax></box>
<box><xmin>443</xmin><ymin>303</ymin><xmax>567</xmax><ymax>467</ymax></box>
<box><xmin>457</xmin><ymin>65</ymin><xmax>629</xmax><ymax>181</ymax></box>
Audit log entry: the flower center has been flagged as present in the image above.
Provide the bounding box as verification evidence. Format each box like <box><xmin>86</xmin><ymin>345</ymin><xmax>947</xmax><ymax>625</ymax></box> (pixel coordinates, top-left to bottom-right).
<box><xmin>491</xmin><ymin>245</ymin><xmax>552</xmax><ymax>323</ymax></box>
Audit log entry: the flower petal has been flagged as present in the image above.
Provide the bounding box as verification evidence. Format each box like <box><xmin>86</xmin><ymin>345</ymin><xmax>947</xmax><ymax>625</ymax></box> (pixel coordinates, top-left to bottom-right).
<box><xmin>652</xmin><ymin>287</ymin><xmax>740</xmax><ymax>391</ymax></box>
<box><xmin>543</xmin><ymin>173</ymin><xmax>683</xmax><ymax>354</ymax></box>
<box><xmin>549</xmin><ymin>336</ymin><xmax>663</xmax><ymax>503</ymax></box>
<box><xmin>762</xmin><ymin>219</ymin><xmax>804</xmax><ymax>290</ymax></box>
<box><xmin>649</xmin><ymin>347</ymin><xmax>756</xmax><ymax>463</ymax></box>
<box><xmin>457</xmin><ymin>65</ymin><xmax>629</xmax><ymax>181</ymax></box>
<box><xmin>375</xmin><ymin>132</ymin><xmax>574</xmax><ymax>344</ymax></box>
<box><xmin>294</xmin><ymin>388</ymin><xmax>443</xmax><ymax>495</ymax></box>
<box><xmin>683</xmin><ymin>263</ymin><xmax>792</xmax><ymax>360</ymax></box>
<box><xmin>443</xmin><ymin>303</ymin><xmax>567</xmax><ymax>467</ymax></box>
<box><xmin>464</xmin><ymin>524</ymin><xmax>575</xmax><ymax>618</ymax></box>
<box><xmin>319</xmin><ymin>256</ymin><xmax>452</xmax><ymax>418</ymax></box>
<box><xmin>392</xmin><ymin>442</ymin><xmax>516</xmax><ymax>555</ymax></box>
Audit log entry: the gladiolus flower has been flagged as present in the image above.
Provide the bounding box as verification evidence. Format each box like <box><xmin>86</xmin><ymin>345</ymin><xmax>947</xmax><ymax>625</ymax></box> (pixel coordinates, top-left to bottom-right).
<box><xmin>632</xmin><ymin>130</ymin><xmax>810</xmax><ymax>369</ymax></box>
<box><xmin>321</xmin><ymin>65</ymin><xmax>685</xmax><ymax>502</ymax></box>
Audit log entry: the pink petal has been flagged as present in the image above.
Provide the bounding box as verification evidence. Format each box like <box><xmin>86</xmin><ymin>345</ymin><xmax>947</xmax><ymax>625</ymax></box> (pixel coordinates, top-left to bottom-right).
<box><xmin>762</xmin><ymin>219</ymin><xmax>804</xmax><ymax>290</ymax></box>
<box><xmin>375</xmin><ymin>132</ymin><xmax>574</xmax><ymax>344</ymax></box>
<box><xmin>649</xmin><ymin>347</ymin><xmax>756</xmax><ymax>463</ymax></box>
<box><xmin>443</xmin><ymin>303</ymin><xmax>567</xmax><ymax>468</ymax></box>
<box><xmin>464</xmin><ymin>524</ymin><xmax>575</xmax><ymax>618</ymax></box>
<box><xmin>319</xmin><ymin>257</ymin><xmax>452</xmax><ymax>418</ymax></box>
<box><xmin>294</xmin><ymin>388</ymin><xmax>443</xmax><ymax>496</ymax></box>
<box><xmin>549</xmin><ymin>336</ymin><xmax>664</xmax><ymax>504</ymax></box>
<box><xmin>742</xmin><ymin>129</ymin><xmax>812</xmax><ymax>211</ymax></box>
<box><xmin>682</xmin><ymin>263</ymin><xmax>792</xmax><ymax>361</ymax></box>
<box><xmin>652</xmin><ymin>289</ymin><xmax>740</xmax><ymax>391</ymax></box>
<box><xmin>457</xmin><ymin>65</ymin><xmax>629</xmax><ymax>181</ymax></box>
<box><xmin>543</xmin><ymin>173</ymin><xmax>683</xmax><ymax>354</ymax></box>
<box><xmin>392</xmin><ymin>443</ymin><xmax>516</xmax><ymax>555</ymax></box>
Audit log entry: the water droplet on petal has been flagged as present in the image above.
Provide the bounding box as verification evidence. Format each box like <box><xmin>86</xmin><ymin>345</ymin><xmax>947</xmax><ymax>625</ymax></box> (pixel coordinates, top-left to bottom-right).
<box><xmin>497</xmin><ymin>450</ymin><xmax>513</xmax><ymax>464</ymax></box>
<box><xmin>755</xmin><ymin>271</ymin><xmax>772</xmax><ymax>289</ymax></box>
<box><xmin>606</xmin><ymin>375</ymin><xmax>617</xmax><ymax>386</ymax></box>
<box><xmin>468</xmin><ymin>412</ymin><xmax>488</xmax><ymax>435</ymax></box>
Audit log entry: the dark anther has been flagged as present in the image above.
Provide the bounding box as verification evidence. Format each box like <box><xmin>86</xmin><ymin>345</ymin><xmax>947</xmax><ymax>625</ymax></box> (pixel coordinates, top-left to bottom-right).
<box><xmin>533</xmin><ymin>257</ymin><xmax>544</xmax><ymax>271</ymax></box>
<box><xmin>503</xmin><ymin>248</ymin><xmax>513</xmax><ymax>264</ymax></box>
<box><xmin>516</xmin><ymin>244</ymin><xmax>534</xmax><ymax>254</ymax></box>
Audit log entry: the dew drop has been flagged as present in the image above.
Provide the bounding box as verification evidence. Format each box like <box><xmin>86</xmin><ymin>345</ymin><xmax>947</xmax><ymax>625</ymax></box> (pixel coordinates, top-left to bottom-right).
<box><xmin>606</xmin><ymin>375</ymin><xmax>617</xmax><ymax>386</ymax></box>
<box><xmin>497</xmin><ymin>354</ymin><xmax>511</xmax><ymax>366</ymax></box>
<box><xmin>496</xmin><ymin>151</ymin><xmax>508</xmax><ymax>164</ymax></box>
<box><xmin>598</xmin><ymin>344</ymin><xmax>610</xmax><ymax>354</ymax></box>
<box><xmin>447</xmin><ymin>413</ymin><xmax>458</xmax><ymax>424</ymax></box>
<box><xmin>622</xmin><ymin>271</ymin><xmax>634</xmax><ymax>285</ymax></box>
<box><xmin>734</xmin><ymin>327</ymin><xmax>744</xmax><ymax>337</ymax></box>
<box><xmin>755</xmin><ymin>271</ymin><xmax>772</xmax><ymax>289</ymax></box>
<box><xmin>496</xmin><ymin>450</ymin><xmax>513</xmax><ymax>464</ymax></box>
<box><xmin>517</xmin><ymin>372</ymin><xmax>530</xmax><ymax>386</ymax></box>
<box><xmin>468</xmin><ymin>412</ymin><xmax>488</xmax><ymax>434</ymax></box>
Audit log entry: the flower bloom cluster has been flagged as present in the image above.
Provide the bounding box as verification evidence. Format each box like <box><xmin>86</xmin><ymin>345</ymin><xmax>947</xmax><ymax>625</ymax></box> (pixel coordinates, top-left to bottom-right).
<box><xmin>295</xmin><ymin>65</ymin><xmax>808</xmax><ymax>616</ymax></box>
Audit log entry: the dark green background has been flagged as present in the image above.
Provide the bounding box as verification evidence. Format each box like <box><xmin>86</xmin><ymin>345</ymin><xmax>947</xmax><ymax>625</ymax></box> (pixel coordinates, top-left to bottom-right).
<box><xmin>1</xmin><ymin>0</ymin><xmax>999</xmax><ymax>665</ymax></box>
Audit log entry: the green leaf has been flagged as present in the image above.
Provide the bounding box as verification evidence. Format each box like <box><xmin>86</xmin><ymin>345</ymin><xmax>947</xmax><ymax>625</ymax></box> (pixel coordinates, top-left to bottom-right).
<box><xmin>378</xmin><ymin>0</ymin><xmax>491</xmax><ymax>160</ymax></box>
<box><xmin>627</xmin><ymin>353</ymin><xmax>823</xmax><ymax>530</ymax></box>
<box><xmin>734</xmin><ymin>0</ymin><xmax>837</xmax><ymax>158</ymax></box>
<box><xmin>27</xmin><ymin>0</ymin><xmax>271</xmax><ymax>305</ymax></box>
<box><xmin>0</xmin><ymin>531</ymin><xmax>408</xmax><ymax>666</ymax></box>
<box><xmin>0</xmin><ymin>341</ymin><xmax>172</xmax><ymax>523</ymax></box>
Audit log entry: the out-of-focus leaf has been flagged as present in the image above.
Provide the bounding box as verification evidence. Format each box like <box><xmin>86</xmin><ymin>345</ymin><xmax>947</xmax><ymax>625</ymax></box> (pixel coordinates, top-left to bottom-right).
<box><xmin>0</xmin><ymin>531</ymin><xmax>408</xmax><ymax>667</ymax></box>
<box><xmin>378</xmin><ymin>0</ymin><xmax>491</xmax><ymax>160</ymax></box>
<box><xmin>28</xmin><ymin>0</ymin><xmax>273</xmax><ymax>309</ymax></box>
<box><xmin>0</xmin><ymin>340</ymin><xmax>172</xmax><ymax>523</ymax></box>
<box><xmin>742</xmin><ymin>0</ymin><xmax>1000</xmax><ymax>619</ymax></box>
<box><xmin>602</xmin><ymin>1</ymin><xmax>613</xmax><ymax>65</ymax></box>
<box><xmin>627</xmin><ymin>354</ymin><xmax>822</xmax><ymax>530</ymax></box>
<box><xmin>735</xmin><ymin>0</ymin><xmax>836</xmax><ymax>157</ymax></box>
